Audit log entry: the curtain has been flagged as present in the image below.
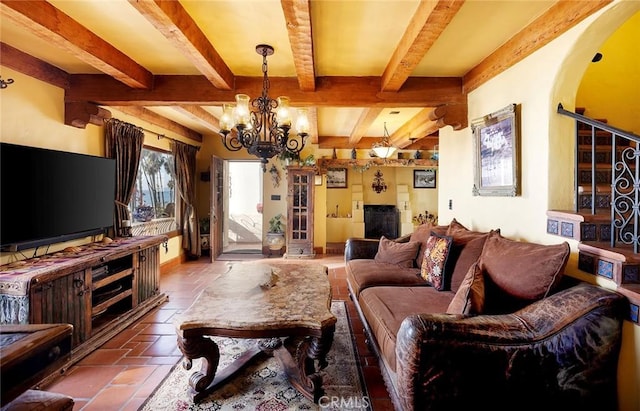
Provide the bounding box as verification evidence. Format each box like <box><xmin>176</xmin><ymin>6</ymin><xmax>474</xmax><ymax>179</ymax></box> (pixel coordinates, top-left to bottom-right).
<box><xmin>105</xmin><ymin>118</ymin><xmax>144</xmax><ymax>237</ymax></box>
<box><xmin>171</xmin><ymin>140</ymin><xmax>200</xmax><ymax>257</ymax></box>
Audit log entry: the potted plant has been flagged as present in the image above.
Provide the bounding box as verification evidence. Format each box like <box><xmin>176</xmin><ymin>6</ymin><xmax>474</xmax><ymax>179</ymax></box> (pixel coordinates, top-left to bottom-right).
<box><xmin>266</xmin><ymin>213</ymin><xmax>286</xmax><ymax>251</ymax></box>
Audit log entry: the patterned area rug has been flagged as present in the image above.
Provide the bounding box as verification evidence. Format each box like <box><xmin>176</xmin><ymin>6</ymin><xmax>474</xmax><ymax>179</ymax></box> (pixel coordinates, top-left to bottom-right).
<box><xmin>139</xmin><ymin>301</ymin><xmax>370</xmax><ymax>410</ymax></box>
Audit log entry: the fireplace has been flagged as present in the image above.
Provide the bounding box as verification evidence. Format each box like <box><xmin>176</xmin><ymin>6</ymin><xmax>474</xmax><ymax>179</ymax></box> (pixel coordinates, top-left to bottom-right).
<box><xmin>364</xmin><ymin>205</ymin><xmax>399</xmax><ymax>239</ymax></box>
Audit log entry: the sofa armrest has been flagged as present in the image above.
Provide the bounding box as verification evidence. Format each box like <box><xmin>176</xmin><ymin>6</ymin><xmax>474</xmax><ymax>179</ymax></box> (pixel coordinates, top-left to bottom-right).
<box><xmin>344</xmin><ymin>235</ymin><xmax>411</xmax><ymax>262</ymax></box>
<box><xmin>344</xmin><ymin>238</ymin><xmax>380</xmax><ymax>261</ymax></box>
<box><xmin>395</xmin><ymin>283</ymin><xmax>626</xmax><ymax>411</ymax></box>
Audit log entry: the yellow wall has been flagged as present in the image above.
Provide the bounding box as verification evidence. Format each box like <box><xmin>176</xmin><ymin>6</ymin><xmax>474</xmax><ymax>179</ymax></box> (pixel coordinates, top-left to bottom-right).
<box><xmin>0</xmin><ymin>68</ymin><xmax>186</xmax><ymax>265</ymax></box>
<box><xmin>438</xmin><ymin>2</ymin><xmax>640</xmax><ymax>409</ymax></box>
<box><xmin>576</xmin><ymin>11</ymin><xmax>640</xmax><ymax>135</ymax></box>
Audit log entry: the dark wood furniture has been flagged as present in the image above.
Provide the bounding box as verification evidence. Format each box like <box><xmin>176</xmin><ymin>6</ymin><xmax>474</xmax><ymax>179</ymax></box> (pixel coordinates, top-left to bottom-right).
<box><xmin>0</xmin><ymin>236</ymin><xmax>167</xmax><ymax>377</ymax></box>
<box><xmin>285</xmin><ymin>167</ymin><xmax>315</xmax><ymax>258</ymax></box>
<box><xmin>0</xmin><ymin>323</ymin><xmax>72</xmax><ymax>406</ymax></box>
<box><xmin>174</xmin><ymin>262</ymin><xmax>335</xmax><ymax>403</ymax></box>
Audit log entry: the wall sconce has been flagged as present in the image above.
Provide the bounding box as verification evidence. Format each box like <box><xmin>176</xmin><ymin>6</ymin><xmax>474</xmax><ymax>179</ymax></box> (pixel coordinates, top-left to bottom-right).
<box><xmin>314</xmin><ymin>174</ymin><xmax>323</xmax><ymax>186</ymax></box>
<box><xmin>371</xmin><ymin>169</ymin><xmax>387</xmax><ymax>194</ymax></box>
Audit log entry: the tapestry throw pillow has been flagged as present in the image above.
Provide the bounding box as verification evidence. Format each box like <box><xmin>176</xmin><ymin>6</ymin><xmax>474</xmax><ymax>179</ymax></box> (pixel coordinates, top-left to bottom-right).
<box><xmin>409</xmin><ymin>223</ymin><xmax>449</xmax><ymax>268</ymax></box>
<box><xmin>447</xmin><ymin>262</ymin><xmax>485</xmax><ymax>315</ymax></box>
<box><xmin>374</xmin><ymin>236</ymin><xmax>421</xmax><ymax>268</ymax></box>
<box><xmin>420</xmin><ymin>233</ymin><xmax>453</xmax><ymax>290</ymax></box>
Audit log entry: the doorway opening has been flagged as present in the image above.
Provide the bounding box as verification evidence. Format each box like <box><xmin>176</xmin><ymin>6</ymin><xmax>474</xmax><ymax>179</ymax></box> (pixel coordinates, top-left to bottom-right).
<box><xmin>222</xmin><ymin>161</ymin><xmax>263</xmax><ymax>254</ymax></box>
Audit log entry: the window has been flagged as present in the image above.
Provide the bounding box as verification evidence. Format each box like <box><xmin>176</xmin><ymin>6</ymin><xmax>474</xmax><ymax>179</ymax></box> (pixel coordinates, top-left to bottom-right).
<box><xmin>128</xmin><ymin>147</ymin><xmax>177</xmax><ymax>236</ymax></box>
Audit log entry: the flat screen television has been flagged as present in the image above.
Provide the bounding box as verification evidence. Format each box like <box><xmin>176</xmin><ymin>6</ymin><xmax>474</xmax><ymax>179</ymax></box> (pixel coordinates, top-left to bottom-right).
<box><xmin>1</xmin><ymin>143</ymin><xmax>116</xmax><ymax>251</ymax></box>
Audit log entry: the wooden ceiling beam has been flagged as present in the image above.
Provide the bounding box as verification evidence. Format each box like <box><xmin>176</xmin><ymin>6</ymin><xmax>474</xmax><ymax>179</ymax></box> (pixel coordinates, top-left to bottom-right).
<box><xmin>382</xmin><ymin>0</ymin><xmax>465</xmax><ymax>92</ymax></box>
<box><xmin>0</xmin><ymin>0</ymin><xmax>153</xmax><ymax>89</ymax></box>
<box><xmin>171</xmin><ymin>105</ymin><xmax>221</xmax><ymax>132</ymax></box>
<box><xmin>127</xmin><ymin>0</ymin><xmax>233</xmax><ymax>90</ymax></box>
<box><xmin>67</xmin><ymin>74</ymin><xmax>466</xmax><ymax>107</ymax></box>
<box><xmin>463</xmin><ymin>0</ymin><xmax>611</xmax><ymax>93</ymax></box>
<box><xmin>0</xmin><ymin>42</ymin><xmax>69</xmax><ymax>89</ymax></box>
<box><xmin>110</xmin><ymin>106</ymin><xmax>203</xmax><ymax>143</ymax></box>
<box><xmin>281</xmin><ymin>0</ymin><xmax>315</xmax><ymax>91</ymax></box>
<box><xmin>348</xmin><ymin>108</ymin><xmax>383</xmax><ymax>147</ymax></box>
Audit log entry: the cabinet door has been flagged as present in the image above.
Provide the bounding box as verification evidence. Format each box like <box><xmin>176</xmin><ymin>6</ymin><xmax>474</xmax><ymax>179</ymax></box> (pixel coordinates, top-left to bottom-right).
<box><xmin>286</xmin><ymin>168</ymin><xmax>315</xmax><ymax>256</ymax></box>
<box><xmin>30</xmin><ymin>270</ymin><xmax>91</xmax><ymax>347</ymax></box>
<box><xmin>137</xmin><ymin>245</ymin><xmax>160</xmax><ymax>304</ymax></box>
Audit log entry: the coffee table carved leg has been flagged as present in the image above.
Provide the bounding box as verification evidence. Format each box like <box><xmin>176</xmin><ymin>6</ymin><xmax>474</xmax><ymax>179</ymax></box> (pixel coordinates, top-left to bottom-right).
<box><xmin>274</xmin><ymin>325</ymin><xmax>335</xmax><ymax>403</ymax></box>
<box><xmin>176</xmin><ymin>334</ymin><xmax>220</xmax><ymax>398</ymax></box>
<box><xmin>177</xmin><ymin>334</ymin><xmax>266</xmax><ymax>403</ymax></box>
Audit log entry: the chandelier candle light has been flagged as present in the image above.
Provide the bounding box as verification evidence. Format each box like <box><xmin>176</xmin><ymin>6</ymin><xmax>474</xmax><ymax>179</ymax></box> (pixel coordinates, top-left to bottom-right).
<box><xmin>218</xmin><ymin>44</ymin><xmax>310</xmax><ymax>171</ymax></box>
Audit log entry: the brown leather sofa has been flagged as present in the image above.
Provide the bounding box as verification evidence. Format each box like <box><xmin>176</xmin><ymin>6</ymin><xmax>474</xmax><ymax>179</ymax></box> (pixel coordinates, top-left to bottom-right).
<box><xmin>345</xmin><ymin>219</ymin><xmax>626</xmax><ymax>411</ymax></box>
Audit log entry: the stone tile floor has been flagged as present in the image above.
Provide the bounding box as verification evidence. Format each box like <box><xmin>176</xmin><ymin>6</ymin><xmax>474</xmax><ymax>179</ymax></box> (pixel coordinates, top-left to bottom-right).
<box><xmin>43</xmin><ymin>254</ymin><xmax>394</xmax><ymax>410</ymax></box>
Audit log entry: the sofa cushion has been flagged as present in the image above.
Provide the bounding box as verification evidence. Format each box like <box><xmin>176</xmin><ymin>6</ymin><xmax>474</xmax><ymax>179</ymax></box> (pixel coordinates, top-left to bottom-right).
<box><xmin>358</xmin><ymin>286</ymin><xmax>455</xmax><ymax>371</ymax></box>
<box><xmin>346</xmin><ymin>259</ymin><xmax>423</xmax><ymax>298</ymax></box>
<box><xmin>409</xmin><ymin>223</ymin><xmax>449</xmax><ymax>267</ymax></box>
<box><xmin>420</xmin><ymin>233</ymin><xmax>453</xmax><ymax>290</ymax></box>
<box><xmin>444</xmin><ymin>219</ymin><xmax>493</xmax><ymax>292</ymax></box>
<box><xmin>479</xmin><ymin>231</ymin><xmax>570</xmax><ymax>312</ymax></box>
<box><xmin>374</xmin><ymin>236</ymin><xmax>420</xmax><ymax>268</ymax></box>
<box><xmin>446</xmin><ymin>262</ymin><xmax>485</xmax><ymax>315</ymax></box>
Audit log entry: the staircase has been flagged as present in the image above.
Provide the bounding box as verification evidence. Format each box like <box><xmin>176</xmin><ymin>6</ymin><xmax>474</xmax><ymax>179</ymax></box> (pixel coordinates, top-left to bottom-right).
<box><xmin>549</xmin><ymin>105</ymin><xmax>640</xmax><ymax>323</ymax></box>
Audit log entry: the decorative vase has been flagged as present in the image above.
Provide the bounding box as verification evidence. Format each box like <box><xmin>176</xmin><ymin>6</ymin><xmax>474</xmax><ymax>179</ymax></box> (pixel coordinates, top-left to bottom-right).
<box><xmin>266</xmin><ymin>232</ymin><xmax>285</xmax><ymax>251</ymax></box>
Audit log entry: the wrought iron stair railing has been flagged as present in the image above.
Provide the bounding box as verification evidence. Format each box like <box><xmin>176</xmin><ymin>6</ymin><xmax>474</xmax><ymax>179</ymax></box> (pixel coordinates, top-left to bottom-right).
<box><xmin>557</xmin><ymin>103</ymin><xmax>640</xmax><ymax>252</ymax></box>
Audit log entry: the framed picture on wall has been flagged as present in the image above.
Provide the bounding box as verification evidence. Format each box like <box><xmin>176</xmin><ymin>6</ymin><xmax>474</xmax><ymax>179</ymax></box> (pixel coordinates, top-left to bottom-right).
<box><xmin>414</xmin><ymin>169</ymin><xmax>436</xmax><ymax>188</ymax></box>
<box><xmin>326</xmin><ymin>168</ymin><xmax>348</xmax><ymax>188</ymax></box>
<box><xmin>472</xmin><ymin>103</ymin><xmax>520</xmax><ymax>196</ymax></box>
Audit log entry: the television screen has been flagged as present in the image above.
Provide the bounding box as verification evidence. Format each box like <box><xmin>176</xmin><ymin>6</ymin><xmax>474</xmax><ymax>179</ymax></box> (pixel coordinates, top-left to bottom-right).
<box><xmin>0</xmin><ymin>143</ymin><xmax>116</xmax><ymax>250</ymax></box>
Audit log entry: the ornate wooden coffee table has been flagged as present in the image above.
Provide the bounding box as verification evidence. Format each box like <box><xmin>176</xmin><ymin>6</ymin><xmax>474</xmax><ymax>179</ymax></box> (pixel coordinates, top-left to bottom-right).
<box><xmin>173</xmin><ymin>262</ymin><xmax>336</xmax><ymax>403</ymax></box>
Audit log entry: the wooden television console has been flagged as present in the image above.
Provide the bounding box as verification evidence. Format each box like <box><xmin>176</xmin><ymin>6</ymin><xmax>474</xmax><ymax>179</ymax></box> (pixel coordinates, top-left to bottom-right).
<box><xmin>0</xmin><ymin>235</ymin><xmax>168</xmax><ymax>379</ymax></box>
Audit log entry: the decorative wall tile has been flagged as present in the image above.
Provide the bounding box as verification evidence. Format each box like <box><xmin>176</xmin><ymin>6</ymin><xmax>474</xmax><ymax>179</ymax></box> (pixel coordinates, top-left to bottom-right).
<box><xmin>547</xmin><ymin>219</ymin><xmax>559</xmax><ymax>235</ymax></box>
<box><xmin>580</xmin><ymin>224</ymin><xmax>596</xmax><ymax>241</ymax></box>
<box><xmin>623</xmin><ymin>265</ymin><xmax>640</xmax><ymax>284</ymax></box>
<box><xmin>629</xmin><ymin>303</ymin><xmax>639</xmax><ymax>324</ymax></box>
<box><xmin>561</xmin><ymin>222</ymin><xmax>574</xmax><ymax>238</ymax></box>
<box><xmin>597</xmin><ymin>260</ymin><xmax>614</xmax><ymax>279</ymax></box>
<box><xmin>600</xmin><ymin>224</ymin><xmax>612</xmax><ymax>242</ymax></box>
<box><xmin>578</xmin><ymin>253</ymin><xmax>595</xmax><ymax>274</ymax></box>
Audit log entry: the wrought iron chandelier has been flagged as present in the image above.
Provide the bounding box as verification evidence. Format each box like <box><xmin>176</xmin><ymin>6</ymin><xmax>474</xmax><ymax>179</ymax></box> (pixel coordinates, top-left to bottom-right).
<box><xmin>218</xmin><ymin>44</ymin><xmax>309</xmax><ymax>171</ymax></box>
<box><xmin>372</xmin><ymin>122</ymin><xmax>397</xmax><ymax>159</ymax></box>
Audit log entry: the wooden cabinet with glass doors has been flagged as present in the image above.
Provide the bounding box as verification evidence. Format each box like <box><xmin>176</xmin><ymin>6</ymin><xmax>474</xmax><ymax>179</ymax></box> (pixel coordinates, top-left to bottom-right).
<box><xmin>284</xmin><ymin>167</ymin><xmax>315</xmax><ymax>258</ymax></box>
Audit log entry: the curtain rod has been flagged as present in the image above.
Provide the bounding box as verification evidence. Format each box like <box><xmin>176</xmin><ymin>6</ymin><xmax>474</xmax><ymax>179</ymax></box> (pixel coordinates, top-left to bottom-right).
<box><xmin>155</xmin><ymin>133</ymin><xmax>200</xmax><ymax>151</ymax></box>
<box><xmin>105</xmin><ymin>118</ymin><xmax>200</xmax><ymax>151</ymax></box>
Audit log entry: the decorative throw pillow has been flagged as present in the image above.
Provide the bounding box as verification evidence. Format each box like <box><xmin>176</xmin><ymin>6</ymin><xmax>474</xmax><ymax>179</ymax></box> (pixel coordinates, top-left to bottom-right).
<box><xmin>479</xmin><ymin>230</ymin><xmax>570</xmax><ymax>302</ymax></box>
<box><xmin>473</xmin><ymin>231</ymin><xmax>571</xmax><ymax>314</ymax></box>
<box><xmin>409</xmin><ymin>223</ymin><xmax>448</xmax><ymax>268</ymax></box>
<box><xmin>420</xmin><ymin>233</ymin><xmax>453</xmax><ymax>290</ymax></box>
<box><xmin>447</xmin><ymin>262</ymin><xmax>485</xmax><ymax>315</ymax></box>
<box><xmin>374</xmin><ymin>236</ymin><xmax>421</xmax><ymax>268</ymax></box>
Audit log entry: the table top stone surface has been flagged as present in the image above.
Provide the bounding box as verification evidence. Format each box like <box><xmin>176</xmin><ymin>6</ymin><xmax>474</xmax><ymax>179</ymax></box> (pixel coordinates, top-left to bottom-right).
<box><xmin>175</xmin><ymin>262</ymin><xmax>335</xmax><ymax>334</ymax></box>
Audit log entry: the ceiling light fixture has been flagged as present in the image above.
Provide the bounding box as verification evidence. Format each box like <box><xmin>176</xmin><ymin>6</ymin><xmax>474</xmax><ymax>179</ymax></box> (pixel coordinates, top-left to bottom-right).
<box><xmin>218</xmin><ymin>44</ymin><xmax>309</xmax><ymax>171</ymax></box>
<box><xmin>372</xmin><ymin>122</ymin><xmax>397</xmax><ymax>159</ymax></box>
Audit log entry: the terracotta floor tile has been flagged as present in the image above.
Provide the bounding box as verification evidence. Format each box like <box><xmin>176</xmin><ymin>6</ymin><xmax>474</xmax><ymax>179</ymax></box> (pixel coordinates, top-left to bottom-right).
<box><xmin>41</xmin><ymin>255</ymin><xmax>393</xmax><ymax>410</ymax></box>
<box><xmin>80</xmin><ymin>349</ymin><xmax>130</xmax><ymax>365</ymax></box>
<box><xmin>142</xmin><ymin>335</ymin><xmax>182</xmax><ymax>357</ymax></box>
<box><xmin>137</xmin><ymin>322</ymin><xmax>176</xmax><ymax>336</ymax></box>
<box><xmin>112</xmin><ymin>365</ymin><xmax>157</xmax><ymax>385</ymax></box>
<box><xmin>82</xmin><ymin>385</ymin><xmax>138</xmax><ymax>410</ymax></box>
<box><xmin>47</xmin><ymin>365</ymin><xmax>127</xmax><ymax>398</ymax></box>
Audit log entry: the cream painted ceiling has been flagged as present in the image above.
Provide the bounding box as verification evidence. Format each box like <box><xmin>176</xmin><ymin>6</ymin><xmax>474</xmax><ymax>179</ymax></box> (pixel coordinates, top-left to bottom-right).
<box><xmin>1</xmin><ymin>0</ymin><xmax>601</xmax><ymax>150</ymax></box>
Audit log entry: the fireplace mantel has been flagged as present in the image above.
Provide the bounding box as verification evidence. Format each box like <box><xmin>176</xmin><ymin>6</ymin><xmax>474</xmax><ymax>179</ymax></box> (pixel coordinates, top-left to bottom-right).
<box><xmin>316</xmin><ymin>158</ymin><xmax>437</xmax><ymax>173</ymax></box>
